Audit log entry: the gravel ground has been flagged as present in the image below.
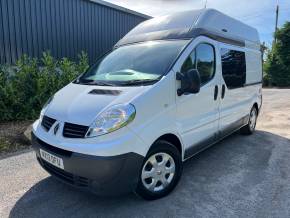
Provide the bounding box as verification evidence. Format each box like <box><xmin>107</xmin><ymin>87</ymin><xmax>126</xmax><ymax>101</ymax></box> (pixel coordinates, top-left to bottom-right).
<box><xmin>1</xmin><ymin>89</ymin><xmax>290</xmax><ymax>218</ymax></box>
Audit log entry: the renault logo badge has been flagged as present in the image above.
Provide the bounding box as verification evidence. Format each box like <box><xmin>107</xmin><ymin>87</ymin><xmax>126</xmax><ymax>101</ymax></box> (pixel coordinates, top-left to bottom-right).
<box><xmin>54</xmin><ymin>123</ymin><xmax>60</xmax><ymax>135</ymax></box>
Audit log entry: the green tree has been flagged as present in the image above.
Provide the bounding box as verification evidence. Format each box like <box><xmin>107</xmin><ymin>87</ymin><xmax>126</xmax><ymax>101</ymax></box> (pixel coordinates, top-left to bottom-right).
<box><xmin>264</xmin><ymin>22</ymin><xmax>290</xmax><ymax>87</ymax></box>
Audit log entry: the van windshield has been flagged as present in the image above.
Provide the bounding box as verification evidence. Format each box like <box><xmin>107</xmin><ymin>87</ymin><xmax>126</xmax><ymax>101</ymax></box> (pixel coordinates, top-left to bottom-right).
<box><xmin>76</xmin><ymin>40</ymin><xmax>189</xmax><ymax>86</ymax></box>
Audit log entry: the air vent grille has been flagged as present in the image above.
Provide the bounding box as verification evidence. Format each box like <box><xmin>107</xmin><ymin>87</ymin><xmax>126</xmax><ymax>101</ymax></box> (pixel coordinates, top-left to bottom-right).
<box><xmin>63</xmin><ymin>122</ymin><xmax>89</xmax><ymax>138</ymax></box>
<box><xmin>39</xmin><ymin>158</ymin><xmax>89</xmax><ymax>187</ymax></box>
<box><xmin>41</xmin><ymin>116</ymin><xmax>56</xmax><ymax>131</ymax></box>
<box><xmin>88</xmin><ymin>89</ymin><xmax>121</xmax><ymax>96</ymax></box>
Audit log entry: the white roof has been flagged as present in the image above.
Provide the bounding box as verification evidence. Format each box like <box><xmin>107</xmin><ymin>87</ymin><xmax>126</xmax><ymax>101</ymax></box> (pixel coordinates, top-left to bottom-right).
<box><xmin>115</xmin><ymin>9</ymin><xmax>260</xmax><ymax>49</ymax></box>
<box><xmin>196</xmin><ymin>9</ymin><xmax>260</xmax><ymax>44</ymax></box>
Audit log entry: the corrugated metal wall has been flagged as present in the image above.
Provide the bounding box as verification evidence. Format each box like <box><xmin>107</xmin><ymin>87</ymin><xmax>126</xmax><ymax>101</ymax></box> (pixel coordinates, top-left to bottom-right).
<box><xmin>0</xmin><ymin>0</ymin><xmax>148</xmax><ymax>64</ymax></box>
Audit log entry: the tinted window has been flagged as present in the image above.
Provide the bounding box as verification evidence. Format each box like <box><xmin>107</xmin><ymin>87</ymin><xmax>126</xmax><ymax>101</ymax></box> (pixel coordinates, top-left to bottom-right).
<box><xmin>181</xmin><ymin>43</ymin><xmax>215</xmax><ymax>85</ymax></box>
<box><xmin>221</xmin><ymin>49</ymin><xmax>246</xmax><ymax>89</ymax></box>
<box><xmin>181</xmin><ymin>50</ymin><xmax>195</xmax><ymax>73</ymax></box>
<box><xmin>196</xmin><ymin>44</ymin><xmax>215</xmax><ymax>85</ymax></box>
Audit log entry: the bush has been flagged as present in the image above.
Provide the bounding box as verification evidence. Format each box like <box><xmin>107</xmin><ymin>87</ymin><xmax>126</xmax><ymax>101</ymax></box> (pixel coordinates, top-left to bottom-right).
<box><xmin>0</xmin><ymin>52</ymin><xmax>89</xmax><ymax>121</ymax></box>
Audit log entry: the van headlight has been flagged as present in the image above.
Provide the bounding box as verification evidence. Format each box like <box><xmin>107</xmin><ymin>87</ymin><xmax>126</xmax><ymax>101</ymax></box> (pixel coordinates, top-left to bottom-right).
<box><xmin>86</xmin><ymin>104</ymin><xmax>136</xmax><ymax>137</ymax></box>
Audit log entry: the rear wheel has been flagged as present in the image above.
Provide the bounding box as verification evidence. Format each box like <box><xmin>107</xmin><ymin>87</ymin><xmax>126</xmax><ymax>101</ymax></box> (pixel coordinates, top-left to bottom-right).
<box><xmin>240</xmin><ymin>106</ymin><xmax>258</xmax><ymax>135</ymax></box>
<box><xmin>135</xmin><ymin>140</ymin><xmax>182</xmax><ymax>200</ymax></box>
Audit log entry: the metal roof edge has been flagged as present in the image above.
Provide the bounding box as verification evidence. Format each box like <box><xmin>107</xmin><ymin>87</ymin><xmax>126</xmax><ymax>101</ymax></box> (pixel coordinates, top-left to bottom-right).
<box><xmin>86</xmin><ymin>0</ymin><xmax>152</xmax><ymax>19</ymax></box>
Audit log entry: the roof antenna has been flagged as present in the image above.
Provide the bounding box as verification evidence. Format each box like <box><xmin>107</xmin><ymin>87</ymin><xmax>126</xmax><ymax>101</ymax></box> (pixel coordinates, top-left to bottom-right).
<box><xmin>204</xmin><ymin>0</ymin><xmax>208</xmax><ymax>8</ymax></box>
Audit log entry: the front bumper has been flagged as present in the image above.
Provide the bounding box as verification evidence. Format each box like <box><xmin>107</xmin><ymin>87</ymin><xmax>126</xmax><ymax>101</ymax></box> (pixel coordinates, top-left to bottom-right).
<box><xmin>31</xmin><ymin>133</ymin><xmax>144</xmax><ymax>196</ymax></box>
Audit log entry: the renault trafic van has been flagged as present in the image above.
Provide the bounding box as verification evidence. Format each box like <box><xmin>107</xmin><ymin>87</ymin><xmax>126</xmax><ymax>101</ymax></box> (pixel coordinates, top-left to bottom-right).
<box><xmin>32</xmin><ymin>9</ymin><xmax>262</xmax><ymax>200</ymax></box>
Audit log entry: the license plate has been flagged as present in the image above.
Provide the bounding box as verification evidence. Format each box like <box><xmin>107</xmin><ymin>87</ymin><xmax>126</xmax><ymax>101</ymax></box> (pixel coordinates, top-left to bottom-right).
<box><xmin>40</xmin><ymin>149</ymin><xmax>64</xmax><ymax>169</ymax></box>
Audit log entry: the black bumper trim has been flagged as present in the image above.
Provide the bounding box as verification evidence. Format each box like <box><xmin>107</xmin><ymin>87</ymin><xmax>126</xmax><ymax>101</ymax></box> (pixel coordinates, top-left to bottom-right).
<box><xmin>37</xmin><ymin>157</ymin><xmax>89</xmax><ymax>187</ymax></box>
<box><xmin>31</xmin><ymin>132</ymin><xmax>144</xmax><ymax>196</ymax></box>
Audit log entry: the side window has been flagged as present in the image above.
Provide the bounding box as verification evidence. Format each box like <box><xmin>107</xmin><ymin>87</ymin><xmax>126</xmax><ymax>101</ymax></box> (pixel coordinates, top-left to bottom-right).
<box><xmin>181</xmin><ymin>43</ymin><xmax>215</xmax><ymax>85</ymax></box>
<box><xmin>195</xmin><ymin>44</ymin><xmax>215</xmax><ymax>85</ymax></box>
<box><xmin>221</xmin><ymin>48</ymin><xmax>246</xmax><ymax>89</ymax></box>
<box><xmin>181</xmin><ymin>50</ymin><xmax>195</xmax><ymax>73</ymax></box>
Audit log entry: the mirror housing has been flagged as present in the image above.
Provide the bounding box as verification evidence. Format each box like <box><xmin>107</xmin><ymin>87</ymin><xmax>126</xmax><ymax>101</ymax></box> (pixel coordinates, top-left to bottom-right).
<box><xmin>176</xmin><ymin>69</ymin><xmax>201</xmax><ymax>96</ymax></box>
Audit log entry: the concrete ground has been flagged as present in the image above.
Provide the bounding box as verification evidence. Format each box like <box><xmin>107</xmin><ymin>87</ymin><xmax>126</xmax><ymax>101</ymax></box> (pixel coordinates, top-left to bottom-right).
<box><xmin>1</xmin><ymin>89</ymin><xmax>290</xmax><ymax>218</ymax></box>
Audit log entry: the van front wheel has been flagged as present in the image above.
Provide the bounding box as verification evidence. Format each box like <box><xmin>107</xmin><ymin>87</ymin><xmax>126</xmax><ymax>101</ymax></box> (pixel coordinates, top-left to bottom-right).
<box><xmin>240</xmin><ymin>106</ymin><xmax>258</xmax><ymax>135</ymax></box>
<box><xmin>135</xmin><ymin>140</ymin><xmax>182</xmax><ymax>200</ymax></box>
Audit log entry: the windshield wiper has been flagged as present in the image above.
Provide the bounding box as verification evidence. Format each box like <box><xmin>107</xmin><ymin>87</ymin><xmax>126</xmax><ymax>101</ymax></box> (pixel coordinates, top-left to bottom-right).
<box><xmin>75</xmin><ymin>78</ymin><xmax>160</xmax><ymax>86</ymax></box>
<box><xmin>117</xmin><ymin>79</ymin><xmax>160</xmax><ymax>86</ymax></box>
<box><xmin>91</xmin><ymin>81</ymin><xmax>116</xmax><ymax>86</ymax></box>
<box><xmin>76</xmin><ymin>79</ymin><xmax>116</xmax><ymax>86</ymax></box>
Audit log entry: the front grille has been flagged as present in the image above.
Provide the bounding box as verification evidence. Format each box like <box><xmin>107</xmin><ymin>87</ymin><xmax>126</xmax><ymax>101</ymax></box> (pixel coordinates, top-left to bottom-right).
<box><xmin>41</xmin><ymin>116</ymin><xmax>56</xmax><ymax>131</ymax></box>
<box><xmin>39</xmin><ymin>158</ymin><xmax>89</xmax><ymax>187</ymax></box>
<box><xmin>63</xmin><ymin>122</ymin><xmax>89</xmax><ymax>138</ymax></box>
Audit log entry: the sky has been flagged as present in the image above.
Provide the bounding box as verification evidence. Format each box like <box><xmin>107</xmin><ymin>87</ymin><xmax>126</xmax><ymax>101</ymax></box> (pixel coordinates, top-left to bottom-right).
<box><xmin>104</xmin><ymin>0</ymin><xmax>290</xmax><ymax>47</ymax></box>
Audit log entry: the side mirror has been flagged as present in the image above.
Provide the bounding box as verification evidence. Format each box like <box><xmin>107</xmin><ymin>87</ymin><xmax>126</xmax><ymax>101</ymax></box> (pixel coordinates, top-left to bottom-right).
<box><xmin>176</xmin><ymin>69</ymin><xmax>201</xmax><ymax>96</ymax></box>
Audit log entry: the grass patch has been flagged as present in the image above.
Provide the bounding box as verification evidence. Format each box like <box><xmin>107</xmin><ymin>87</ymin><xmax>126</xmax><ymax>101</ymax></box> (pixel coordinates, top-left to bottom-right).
<box><xmin>0</xmin><ymin>138</ymin><xmax>30</xmax><ymax>154</ymax></box>
<box><xmin>0</xmin><ymin>121</ymin><xmax>32</xmax><ymax>155</ymax></box>
<box><xmin>0</xmin><ymin>138</ymin><xmax>11</xmax><ymax>153</ymax></box>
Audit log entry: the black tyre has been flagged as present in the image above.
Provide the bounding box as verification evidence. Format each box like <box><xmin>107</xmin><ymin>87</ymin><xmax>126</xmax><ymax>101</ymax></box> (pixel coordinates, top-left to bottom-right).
<box><xmin>135</xmin><ymin>140</ymin><xmax>182</xmax><ymax>200</ymax></box>
<box><xmin>240</xmin><ymin>106</ymin><xmax>258</xmax><ymax>135</ymax></box>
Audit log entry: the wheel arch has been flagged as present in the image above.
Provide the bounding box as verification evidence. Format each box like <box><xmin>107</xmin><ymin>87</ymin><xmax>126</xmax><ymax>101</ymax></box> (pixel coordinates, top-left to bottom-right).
<box><xmin>253</xmin><ymin>102</ymin><xmax>259</xmax><ymax>114</ymax></box>
<box><xmin>150</xmin><ymin>133</ymin><xmax>183</xmax><ymax>158</ymax></box>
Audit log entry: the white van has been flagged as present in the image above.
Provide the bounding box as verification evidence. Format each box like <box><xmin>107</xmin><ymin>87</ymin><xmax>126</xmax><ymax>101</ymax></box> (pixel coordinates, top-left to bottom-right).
<box><xmin>32</xmin><ymin>9</ymin><xmax>262</xmax><ymax>200</ymax></box>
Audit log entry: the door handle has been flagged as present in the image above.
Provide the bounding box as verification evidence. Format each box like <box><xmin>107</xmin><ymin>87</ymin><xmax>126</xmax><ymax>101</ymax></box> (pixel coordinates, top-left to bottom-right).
<box><xmin>221</xmin><ymin>84</ymin><xmax>226</xmax><ymax>99</ymax></box>
<box><xmin>214</xmin><ymin>85</ymin><xmax>218</xmax><ymax>100</ymax></box>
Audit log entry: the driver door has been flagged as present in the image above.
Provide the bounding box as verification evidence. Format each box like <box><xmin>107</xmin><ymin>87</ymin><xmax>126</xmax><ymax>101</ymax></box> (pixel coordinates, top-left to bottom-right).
<box><xmin>174</xmin><ymin>37</ymin><xmax>221</xmax><ymax>159</ymax></box>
